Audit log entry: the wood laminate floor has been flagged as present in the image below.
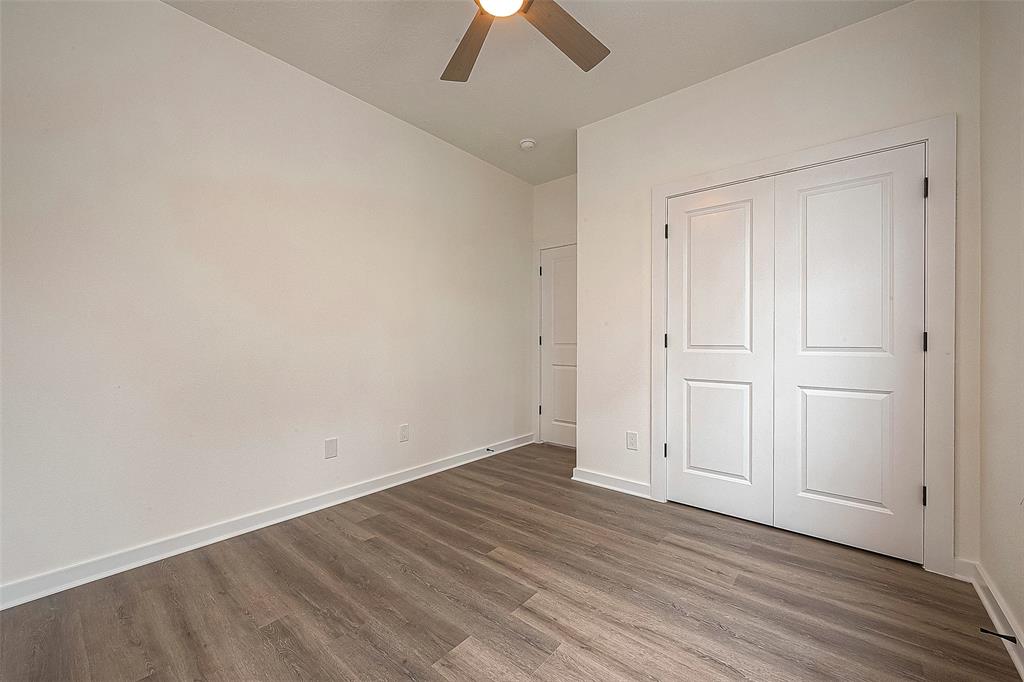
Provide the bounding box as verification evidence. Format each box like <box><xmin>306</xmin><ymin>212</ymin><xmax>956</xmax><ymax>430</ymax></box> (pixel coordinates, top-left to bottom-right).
<box><xmin>1</xmin><ymin>444</ymin><xmax>1017</xmax><ymax>681</ymax></box>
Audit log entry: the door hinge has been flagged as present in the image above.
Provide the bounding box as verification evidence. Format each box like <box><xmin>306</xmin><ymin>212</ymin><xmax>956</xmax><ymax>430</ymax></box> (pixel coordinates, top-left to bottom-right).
<box><xmin>539</xmin><ymin>266</ymin><xmax>542</xmax><ymax>276</ymax></box>
<box><xmin>922</xmin><ymin>485</ymin><xmax>928</xmax><ymax>506</ymax></box>
<box><xmin>923</xmin><ymin>331</ymin><xmax>928</xmax><ymax>352</ymax></box>
<box><xmin>923</xmin><ymin>177</ymin><xmax>929</xmax><ymax>198</ymax></box>
<box><xmin>539</xmin><ymin>404</ymin><xmax>542</xmax><ymax>415</ymax></box>
<box><xmin>664</xmin><ymin>443</ymin><xmax>668</xmax><ymax>458</ymax></box>
<box><xmin>539</xmin><ymin>335</ymin><xmax>542</xmax><ymax>346</ymax></box>
<box><xmin>664</xmin><ymin>333</ymin><xmax>668</xmax><ymax>348</ymax></box>
<box><xmin>665</xmin><ymin>223</ymin><xmax>669</xmax><ymax>239</ymax></box>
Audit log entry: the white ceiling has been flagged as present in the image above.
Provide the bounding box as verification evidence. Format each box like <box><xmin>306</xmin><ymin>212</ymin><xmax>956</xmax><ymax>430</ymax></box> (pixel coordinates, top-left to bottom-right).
<box><xmin>166</xmin><ymin>0</ymin><xmax>904</xmax><ymax>185</ymax></box>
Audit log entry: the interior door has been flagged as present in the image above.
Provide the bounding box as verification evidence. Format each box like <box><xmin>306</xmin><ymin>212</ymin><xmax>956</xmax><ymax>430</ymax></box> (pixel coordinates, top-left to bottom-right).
<box><xmin>773</xmin><ymin>144</ymin><xmax>926</xmax><ymax>561</ymax></box>
<box><xmin>666</xmin><ymin>178</ymin><xmax>775</xmax><ymax>524</ymax></box>
<box><xmin>540</xmin><ymin>244</ymin><xmax>577</xmax><ymax>447</ymax></box>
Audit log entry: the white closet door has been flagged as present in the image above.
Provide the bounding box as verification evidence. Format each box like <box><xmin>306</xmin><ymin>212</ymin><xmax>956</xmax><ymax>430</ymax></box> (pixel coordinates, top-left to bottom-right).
<box><xmin>667</xmin><ymin>178</ymin><xmax>774</xmax><ymax>524</ymax></box>
<box><xmin>540</xmin><ymin>244</ymin><xmax>577</xmax><ymax>447</ymax></box>
<box><xmin>773</xmin><ymin>145</ymin><xmax>926</xmax><ymax>561</ymax></box>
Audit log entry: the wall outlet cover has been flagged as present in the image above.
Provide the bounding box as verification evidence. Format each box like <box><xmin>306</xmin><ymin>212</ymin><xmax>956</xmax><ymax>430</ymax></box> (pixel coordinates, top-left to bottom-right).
<box><xmin>325</xmin><ymin>437</ymin><xmax>339</xmax><ymax>459</ymax></box>
<box><xmin>626</xmin><ymin>431</ymin><xmax>638</xmax><ymax>451</ymax></box>
<box><xmin>399</xmin><ymin>424</ymin><xmax>410</xmax><ymax>442</ymax></box>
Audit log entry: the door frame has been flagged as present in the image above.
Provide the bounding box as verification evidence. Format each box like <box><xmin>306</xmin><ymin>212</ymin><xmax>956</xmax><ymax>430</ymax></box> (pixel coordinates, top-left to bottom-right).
<box><xmin>535</xmin><ymin>242</ymin><xmax>577</xmax><ymax>444</ymax></box>
<box><xmin>650</xmin><ymin>115</ymin><xmax>956</xmax><ymax>576</ymax></box>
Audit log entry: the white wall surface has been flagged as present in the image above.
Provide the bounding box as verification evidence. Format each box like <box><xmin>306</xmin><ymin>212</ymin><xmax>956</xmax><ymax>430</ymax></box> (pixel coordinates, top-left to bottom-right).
<box><xmin>533</xmin><ymin>174</ymin><xmax>577</xmax><ymax>250</ymax></box>
<box><xmin>979</xmin><ymin>0</ymin><xmax>1024</xmax><ymax>640</ymax></box>
<box><xmin>577</xmin><ymin>1</ymin><xmax>984</xmax><ymax>559</ymax></box>
<box><xmin>0</xmin><ymin>0</ymin><xmax>533</xmax><ymax>586</ymax></box>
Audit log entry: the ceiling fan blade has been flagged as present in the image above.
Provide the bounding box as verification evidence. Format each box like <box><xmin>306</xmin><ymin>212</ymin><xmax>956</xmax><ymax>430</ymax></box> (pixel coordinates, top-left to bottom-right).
<box><xmin>441</xmin><ymin>9</ymin><xmax>494</xmax><ymax>82</ymax></box>
<box><xmin>521</xmin><ymin>0</ymin><xmax>609</xmax><ymax>72</ymax></box>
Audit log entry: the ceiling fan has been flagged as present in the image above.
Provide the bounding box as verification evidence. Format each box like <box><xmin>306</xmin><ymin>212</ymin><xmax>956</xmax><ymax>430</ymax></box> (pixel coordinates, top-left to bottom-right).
<box><xmin>441</xmin><ymin>0</ymin><xmax>610</xmax><ymax>82</ymax></box>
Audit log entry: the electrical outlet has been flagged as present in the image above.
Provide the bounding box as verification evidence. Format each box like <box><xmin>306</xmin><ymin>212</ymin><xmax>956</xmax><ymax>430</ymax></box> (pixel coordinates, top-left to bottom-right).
<box><xmin>325</xmin><ymin>437</ymin><xmax>338</xmax><ymax>459</ymax></box>
<box><xmin>626</xmin><ymin>431</ymin><xmax>638</xmax><ymax>451</ymax></box>
<box><xmin>399</xmin><ymin>424</ymin><xmax>409</xmax><ymax>443</ymax></box>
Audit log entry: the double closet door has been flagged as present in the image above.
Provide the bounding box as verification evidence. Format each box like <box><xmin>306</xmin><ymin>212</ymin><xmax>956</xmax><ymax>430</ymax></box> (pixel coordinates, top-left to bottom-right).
<box><xmin>666</xmin><ymin>145</ymin><xmax>926</xmax><ymax>562</ymax></box>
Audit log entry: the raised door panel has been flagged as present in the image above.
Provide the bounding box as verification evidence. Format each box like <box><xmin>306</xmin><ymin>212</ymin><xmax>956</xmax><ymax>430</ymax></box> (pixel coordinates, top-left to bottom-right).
<box><xmin>686</xmin><ymin>203</ymin><xmax>751</xmax><ymax>351</ymax></box>
<box><xmin>803</xmin><ymin>178</ymin><xmax>891</xmax><ymax>352</ymax></box>
<box><xmin>551</xmin><ymin>365</ymin><xmax>577</xmax><ymax>426</ymax></box>
<box><xmin>800</xmin><ymin>387</ymin><xmax>891</xmax><ymax>511</ymax></box>
<box><xmin>685</xmin><ymin>380</ymin><xmax>751</xmax><ymax>482</ymax></box>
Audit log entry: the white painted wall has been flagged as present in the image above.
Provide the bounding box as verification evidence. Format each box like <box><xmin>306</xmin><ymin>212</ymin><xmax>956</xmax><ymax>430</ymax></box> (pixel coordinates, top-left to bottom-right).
<box><xmin>979</xmin><ymin>0</ymin><xmax>1024</xmax><ymax>644</ymax></box>
<box><xmin>577</xmin><ymin>1</ymin><xmax>985</xmax><ymax>559</ymax></box>
<box><xmin>533</xmin><ymin>174</ymin><xmax>577</xmax><ymax>250</ymax></box>
<box><xmin>0</xmin><ymin>0</ymin><xmax>533</xmax><ymax>588</ymax></box>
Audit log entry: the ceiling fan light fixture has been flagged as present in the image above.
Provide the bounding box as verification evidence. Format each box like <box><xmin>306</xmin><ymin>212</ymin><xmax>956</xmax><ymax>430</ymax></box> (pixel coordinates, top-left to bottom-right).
<box><xmin>441</xmin><ymin>0</ymin><xmax>609</xmax><ymax>82</ymax></box>
<box><xmin>479</xmin><ymin>0</ymin><xmax>524</xmax><ymax>18</ymax></box>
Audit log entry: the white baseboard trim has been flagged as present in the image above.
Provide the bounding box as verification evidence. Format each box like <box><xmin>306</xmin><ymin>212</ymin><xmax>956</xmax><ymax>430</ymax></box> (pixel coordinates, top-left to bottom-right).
<box><xmin>571</xmin><ymin>467</ymin><xmax>652</xmax><ymax>500</ymax></box>
<box><xmin>0</xmin><ymin>433</ymin><xmax>534</xmax><ymax>611</ymax></box>
<box><xmin>955</xmin><ymin>557</ymin><xmax>980</xmax><ymax>583</ymax></box>
<box><xmin>955</xmin><ymin>558</ymin><xmax>1023</xmax><ymax>679</ymax></box>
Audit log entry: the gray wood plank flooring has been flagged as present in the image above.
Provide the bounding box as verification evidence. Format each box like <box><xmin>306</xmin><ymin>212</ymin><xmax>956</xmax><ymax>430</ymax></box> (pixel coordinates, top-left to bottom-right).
<box><xmin>1</xmin><ymin>443</ymin><xmax>1017</xmax><ymax>680</ymax></box>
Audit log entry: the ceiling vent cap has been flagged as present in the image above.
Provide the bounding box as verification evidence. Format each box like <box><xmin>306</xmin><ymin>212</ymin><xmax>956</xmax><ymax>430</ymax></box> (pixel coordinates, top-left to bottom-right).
<box><xmin>519</xmin><ymin>138</ymin><xmax>537</xmax><ymax>151</ymax></box>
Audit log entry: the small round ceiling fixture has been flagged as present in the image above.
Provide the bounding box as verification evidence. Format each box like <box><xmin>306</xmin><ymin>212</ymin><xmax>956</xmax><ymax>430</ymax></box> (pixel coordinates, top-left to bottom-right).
<box><xmin>519</xmin><ymin>138</ymin><xmax>536</xmax><ymax>151</ymax></box>
<box><xmin>480</xmin><ymin>0</ymin><xmax>524</xmax><ymax>18</ymax></box>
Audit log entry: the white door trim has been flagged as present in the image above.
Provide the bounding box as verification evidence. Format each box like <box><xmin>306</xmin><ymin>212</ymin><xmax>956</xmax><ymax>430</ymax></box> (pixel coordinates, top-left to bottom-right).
<box><xmin>650</xmin><ymin>115</ymin><xmax>956</xmax><ymax>576</ymax></box>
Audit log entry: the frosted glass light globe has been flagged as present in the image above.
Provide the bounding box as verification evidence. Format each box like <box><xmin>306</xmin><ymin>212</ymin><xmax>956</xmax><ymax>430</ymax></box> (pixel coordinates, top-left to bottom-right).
<box><xmin>480</xmin><ymin>0</ymin><xmax>524</xmax><ymax>18</ymax></box>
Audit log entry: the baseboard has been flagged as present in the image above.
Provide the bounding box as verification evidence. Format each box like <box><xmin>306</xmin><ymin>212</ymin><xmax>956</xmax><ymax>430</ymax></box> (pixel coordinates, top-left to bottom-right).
<box><xmin>956</xmin><ymin>558</ymin><xmax>1024</xmax><ymax>679</ymax></box>
<box><xmin>571</xmin><ymin>467</ymin><xmax>652</xmax><ymax>500</ymax></box>
<box><xmin>955</xmin><ymin>557</ymin><xmax>979</xmax><ymax>583</ymax></box>
<box><xmin>0</xmin><ymin>433</ymin><xmax>534</xmax><ymax>611</ymax></box>
<box><xmin>534</xmin><ymin>439</ymin><xmax>576</xmax><ymax>451</ymax></box>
